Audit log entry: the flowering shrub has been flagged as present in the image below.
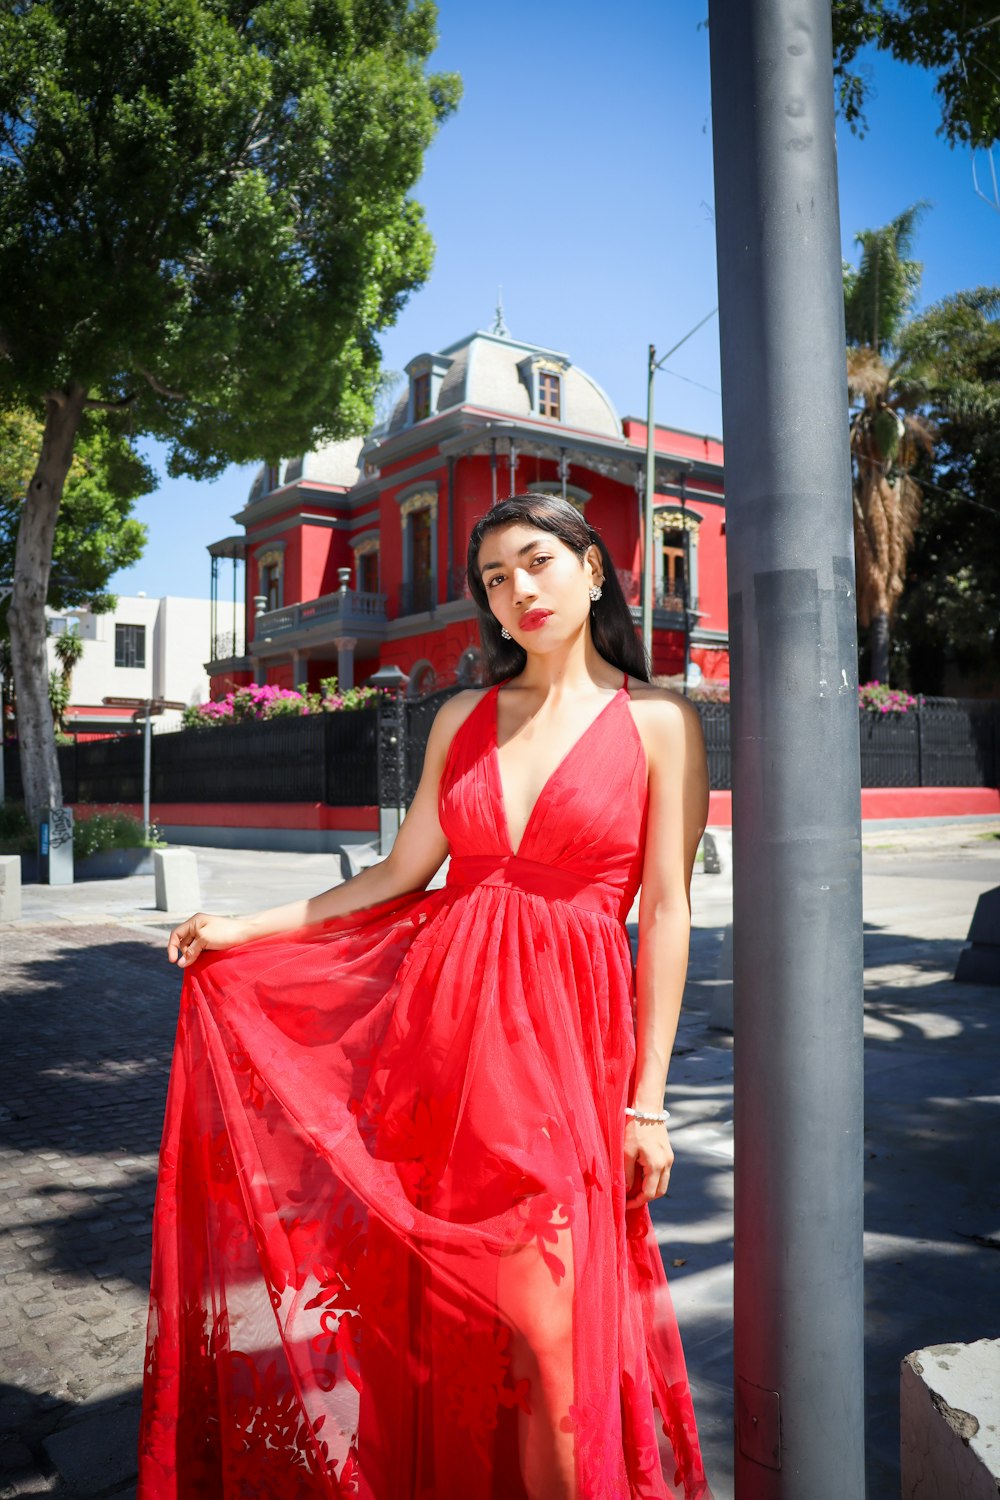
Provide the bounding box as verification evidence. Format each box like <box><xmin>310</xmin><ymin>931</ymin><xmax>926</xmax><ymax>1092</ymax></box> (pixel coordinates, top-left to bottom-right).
<box><xmin>857</xmin><ymin>681</ymin><xmax>917</xmax><ymax>714</ymax></box>
<box><xmin>183</xmin><ymin>677</ymin><xmax>388</xmax><ymax>728</ymax></box>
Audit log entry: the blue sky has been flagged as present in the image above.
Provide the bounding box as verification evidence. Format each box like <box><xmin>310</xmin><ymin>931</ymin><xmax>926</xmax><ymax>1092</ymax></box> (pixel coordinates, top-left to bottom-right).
<box><xmin>112</xmin><ymin>0</ymin><xmax>999</xmax><ymax>600</ymax></box>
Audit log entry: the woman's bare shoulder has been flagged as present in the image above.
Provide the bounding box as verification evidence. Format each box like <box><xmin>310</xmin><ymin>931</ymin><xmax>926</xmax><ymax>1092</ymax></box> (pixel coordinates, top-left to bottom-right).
<box><xmin>624</xmin><ymin>679</ymin><xmax>705</xmax><ymax>762</ymax></box>
<box><xmin>625</xmin><ymin>678</ymin><xmax>702</xmax><ymax>723</ymax></box>
<box><xmin>426</xmin><ymin>686</ymin><xmax>493</xmax><ymax>754</ymax></box>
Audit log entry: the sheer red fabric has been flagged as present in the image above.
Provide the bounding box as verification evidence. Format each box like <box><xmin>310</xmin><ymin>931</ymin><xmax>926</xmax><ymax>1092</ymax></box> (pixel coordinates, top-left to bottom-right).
<box><xmin>138</xmin><ymin>674</ymin><xmax>712</xmax><ymax>1499</ymax></box>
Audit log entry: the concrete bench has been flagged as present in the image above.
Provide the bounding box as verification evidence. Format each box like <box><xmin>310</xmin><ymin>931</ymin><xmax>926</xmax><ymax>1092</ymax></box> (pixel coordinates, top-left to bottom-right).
<box><xmin>153</xmin><ymin>849</ymin><xmax>201</xmax><ymax>913</ymax></box>
<box><xmin>339</xmin><ymin>840</ymin><xmax>384</xmax><ymax>882</ymax></box>
<box><xmin>901</xmin><ymin>1339</ymin><xmax>1000</xmax><ymax>1499</ymax></box>
<box><xmin>0</xmin><ymin>854</ymin><xmax>21</xmax><ymax>922</ymax></box>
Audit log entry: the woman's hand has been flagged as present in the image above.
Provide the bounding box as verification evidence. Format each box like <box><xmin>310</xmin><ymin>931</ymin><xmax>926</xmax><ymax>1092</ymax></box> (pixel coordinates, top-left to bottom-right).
<box><xmin>167</xmin><ymin>913</ymin><xmax>248</xmax><ymax>968</ymax></box>
<box><xmin>624</xmin><ymin>1119</ymin><xmax>674</xmax><ymax>1206</ymax></box>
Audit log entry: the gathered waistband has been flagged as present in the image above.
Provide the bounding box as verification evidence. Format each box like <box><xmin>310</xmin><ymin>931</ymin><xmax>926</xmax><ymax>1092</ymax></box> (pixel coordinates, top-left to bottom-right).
<box><xmin>444</xmin><ymin>853</ymin><xmax>626</xmax><ymax>922</ymax></box>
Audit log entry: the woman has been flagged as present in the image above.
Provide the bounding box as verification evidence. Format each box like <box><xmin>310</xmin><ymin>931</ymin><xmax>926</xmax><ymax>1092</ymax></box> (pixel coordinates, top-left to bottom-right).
<box><xmin>138</xmin><ymin>493</ymin><xmax>713</xmax><ymax>1499</ymax></box>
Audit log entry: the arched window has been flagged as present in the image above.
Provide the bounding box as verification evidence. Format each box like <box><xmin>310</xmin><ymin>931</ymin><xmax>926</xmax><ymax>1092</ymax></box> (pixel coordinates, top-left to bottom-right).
<box><xmin>653</xmin><ymin>508</ymin><xmax>701</xmax><ymax>612</ymax></box>
<box><xmin>256</xmin><ymin>547</ymin><xmax>284</xmax><ymax>611</ymax></box>
<box><xmin>399</xmin><ymin>491</ymin><xmax>438</xmax><ymax>615</ymax></box>
<box><xmin>352</xmin><ymin>535</ymin><xmax>381</xmax><ymax>595</ymax></box>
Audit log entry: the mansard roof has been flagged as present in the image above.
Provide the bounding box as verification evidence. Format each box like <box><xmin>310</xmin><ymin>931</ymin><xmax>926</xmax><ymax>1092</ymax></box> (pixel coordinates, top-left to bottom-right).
<box><xmin>243</xmin><ymin>327</ymin><xmax>626</xmax><ymax>508</ymax></box>
<box><xmin>382</xmin><ymin>329</ymin><xmax>622</xmax><ymax>440</ymax></box>
<box><xmin>245</xmin><ymin>436</ymin><xmax>364</xmax><ymax>506</ymax></box>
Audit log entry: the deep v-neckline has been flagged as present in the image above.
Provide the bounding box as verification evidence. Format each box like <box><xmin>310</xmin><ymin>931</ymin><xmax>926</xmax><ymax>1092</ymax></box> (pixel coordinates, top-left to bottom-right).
<box><xmin>491</xmin><ymin>672</ymin><xmax>629</xmax><ymax>860</ymax></box>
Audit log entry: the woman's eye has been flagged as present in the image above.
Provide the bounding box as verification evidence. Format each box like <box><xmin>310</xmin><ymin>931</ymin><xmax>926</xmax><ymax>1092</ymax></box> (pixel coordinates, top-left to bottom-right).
<box><xmin>487</xmin><ymin>574</ymin><xmax>504</xmax><ymax>587</ymax></box>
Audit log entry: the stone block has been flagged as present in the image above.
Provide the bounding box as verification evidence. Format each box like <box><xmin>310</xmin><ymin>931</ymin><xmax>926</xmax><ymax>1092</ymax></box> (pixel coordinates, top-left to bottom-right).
<box><xmin>709</xmin><ymin>923</ymin><xmax>734</xmax><ymax>1032</ymax></box>
<box><xmin>702</xmin><ymin>829</ymin><xmax>732</xmax><ymax>876</ymax></box>
<box><xmin>900</xmin><ymin>1338</ymin><xmax>1000</xmax><ymax>1499</ymax></box>
<box><xmin>340</xmin><ymin>839</ymin><xmax>383</xmax><ymax>882</ymax></box>
<box><xmin>955</xmin><ymin>886</ymin><xmax>1000</xmax><ymax>986</ymax></box>
<box><xmin>153</xmin><ymin>848</ymin><xmax>201</xmax><ymax>913</ymax></box>
<box><xmin>0</xmin><ymin>854</ymin><xmax>21</xmax><ymax>921</ymax></box>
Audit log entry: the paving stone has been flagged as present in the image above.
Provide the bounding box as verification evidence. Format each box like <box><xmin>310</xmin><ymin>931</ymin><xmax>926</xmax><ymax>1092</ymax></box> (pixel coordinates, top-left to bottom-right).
<box><xmin>42</xmin><ymin>1400</ymin><xmax>141</xmax><ymax>1496</ymax></box>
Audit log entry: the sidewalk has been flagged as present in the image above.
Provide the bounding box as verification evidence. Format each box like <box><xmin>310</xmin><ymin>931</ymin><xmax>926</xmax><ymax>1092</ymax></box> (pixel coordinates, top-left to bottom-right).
<box><xmin>1</xmin><ymin>820</ymin><xmax>998</xmax><ymax>1498</ymax></box>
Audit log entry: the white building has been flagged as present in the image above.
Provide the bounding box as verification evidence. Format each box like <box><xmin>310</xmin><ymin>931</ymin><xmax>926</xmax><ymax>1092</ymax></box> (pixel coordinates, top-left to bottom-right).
<box><xmin>46</xmin><ymin>595</ymin><xmax>239</xmax><ymax>735</ymax></box>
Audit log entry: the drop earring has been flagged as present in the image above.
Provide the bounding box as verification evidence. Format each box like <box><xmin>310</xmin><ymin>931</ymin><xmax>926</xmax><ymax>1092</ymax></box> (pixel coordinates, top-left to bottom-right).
<box><xmin>589</xmin><ymin>584</ymin><xmax>603</xmax><ymax>602</ymax></box>
<box><xmin>500</xmin><ymin>626</ymin><xmax>512</xmax><ymax>640</ymax></box>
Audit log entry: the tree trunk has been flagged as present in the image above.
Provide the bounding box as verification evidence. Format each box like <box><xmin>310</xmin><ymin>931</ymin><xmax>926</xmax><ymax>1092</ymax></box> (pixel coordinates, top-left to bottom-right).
<box><xmin>869</xmin><ymin>611</ymin><xmax>890</xmax><ymax>685</ymax></box>
<box><xmin>7</xmin><ymin>382</ymin><xmax>87</xmax><ymax>828</ymax></box>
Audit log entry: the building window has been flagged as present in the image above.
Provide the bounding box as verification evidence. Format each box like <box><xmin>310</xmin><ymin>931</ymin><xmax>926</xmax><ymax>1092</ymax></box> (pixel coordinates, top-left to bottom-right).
<box><xmin>412</xmin><ymin>371</ymin><xmax>431</xmax><ymax>422</ymax></box>
<box><xmin>538</xmin><ymin>371</ymin><xmax>561</xmax><ymax>419</ymax></box>
<box><xmin>256</xmin><ymin>547</ymin><xmax>284</xmax><ymax>612</ymax></box>
<box><xmin>411</xmin><ymin>508</ymin><xmax>433</xmax><ymax>611</ymax></box>
<box><xmin>115</xmin><ymin>623</ymin><xmax>146</xmax><ymax>669</ymax></box>
<box><xmin>261</xmin><ymin>560</ymin><xmax>281</xmax><ymax>611</ymax></box>
<box><xmin>358</xmin><ymin>549</ymin><xmax>379</xmax><ymax>594</ymax></box>
<box><xmin>265</xmin><ymin>462</ymin><xmax>281</xmax><ymax>492</ymax></box>
<box><xmin>660</xmin><ymin>530</ymin><xmax>688</xmax><ymax>609</ymax></box>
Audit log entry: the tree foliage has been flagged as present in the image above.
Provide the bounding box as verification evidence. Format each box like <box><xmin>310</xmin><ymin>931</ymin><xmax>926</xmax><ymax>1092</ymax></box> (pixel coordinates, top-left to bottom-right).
<box><xmin>0</xmin><ymin>407</ymin><xmax>151</xmax><ymax>622</ymax></box>
<box><xmin>0</xmin><ymin>0</ymin><xmax>459</xmax><ymax>823</ymax></box>
<box><xmin>832</xmin><ymin>1</ymin><xmax>1000</xmax><ymax>148</ymax></box>
<box><xmin>0</xmin><ymin>0</ymin><xmax>460</xmax><ymax>470</ymax></box>
<box><xmin>890</xmin><ymin>289</ymin><xmax>1000</xmax><ymax>691</ymax></box>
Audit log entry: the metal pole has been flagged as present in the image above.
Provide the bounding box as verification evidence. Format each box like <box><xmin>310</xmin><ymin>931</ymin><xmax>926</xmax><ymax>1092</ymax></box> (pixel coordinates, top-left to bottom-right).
<box><xmin>680</xmin><ymin>472</ymin><xmax>691</xmax><ymax>695</ymax></box>
<box><xmin>143</xmin><ymin>703</ymin><xmax>152</xmax><ymax>841</ymax></box>
<box><xmin>643</xmin><ymin>345</ymin><xmax>656</xmax><ymax>663</ymax></box>
<box><xmin>708</xmin><ymin>3</ymin><xmax>865</xmax><ymax>1497</ymax></box>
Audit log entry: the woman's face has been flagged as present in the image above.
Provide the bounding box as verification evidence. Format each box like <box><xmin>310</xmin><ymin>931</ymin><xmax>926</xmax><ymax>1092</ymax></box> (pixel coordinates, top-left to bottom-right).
<box><xmin>476</xmin><ymin>522</ymin><xmax>603</xmax><ymax>648</ymax></box>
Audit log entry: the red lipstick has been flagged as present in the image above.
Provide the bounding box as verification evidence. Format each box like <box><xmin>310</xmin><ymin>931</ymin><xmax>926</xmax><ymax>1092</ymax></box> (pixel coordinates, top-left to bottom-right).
<box><xmin>518</xmin><ymin>610</ymin><xmax>552</xmax><ymax>631</ymax></box>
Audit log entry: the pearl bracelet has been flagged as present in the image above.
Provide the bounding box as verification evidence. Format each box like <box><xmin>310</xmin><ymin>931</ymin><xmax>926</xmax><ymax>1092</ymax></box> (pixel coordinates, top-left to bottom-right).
<box><xmin>625</xmin><ymin>1106</ymin><xmax>671</xmax><ymax>1123</ymax></box>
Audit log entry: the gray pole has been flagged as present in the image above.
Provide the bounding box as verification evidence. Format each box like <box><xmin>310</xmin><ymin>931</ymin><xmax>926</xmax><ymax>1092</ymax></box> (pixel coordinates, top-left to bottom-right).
<box><xmin>142</xmin><ymin>703</ymin><xmax>152</xmax><ymax>842</ymax></box>
<box><xmin>708</xmin><ymin>4</ymin><xmax>865</xmax><ymax>1498</ymax></box>
<box><xmin>642</xmin><ymin>345</ymin><xmax>656</xmax><ymax>661</ymax></box>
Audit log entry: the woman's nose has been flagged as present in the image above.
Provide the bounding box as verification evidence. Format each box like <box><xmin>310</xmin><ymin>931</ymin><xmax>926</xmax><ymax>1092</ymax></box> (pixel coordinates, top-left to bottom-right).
<box><xmin>511</xmin><ymin>568</ymin><xmax>537</xmax><ymax>602</ymax></box>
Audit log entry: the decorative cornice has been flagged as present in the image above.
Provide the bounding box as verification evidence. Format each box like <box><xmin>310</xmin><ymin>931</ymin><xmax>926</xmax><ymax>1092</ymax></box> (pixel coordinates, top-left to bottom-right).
<box><xmin>399</xmin><ymin>491</ymin><xmax>438</xmax><ymax>522</ymax></box>
<box><xmin>654</xmin><ymin>508</ymin><xmax>702</xmax><ymax>536</ymax></box>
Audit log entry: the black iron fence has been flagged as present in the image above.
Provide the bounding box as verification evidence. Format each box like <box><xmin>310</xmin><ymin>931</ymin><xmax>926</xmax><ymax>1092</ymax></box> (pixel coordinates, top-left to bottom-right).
<box><xmin>3</xmin><ymin>693</ymin><xmax>997</xmax><ymax>810</ymax></box>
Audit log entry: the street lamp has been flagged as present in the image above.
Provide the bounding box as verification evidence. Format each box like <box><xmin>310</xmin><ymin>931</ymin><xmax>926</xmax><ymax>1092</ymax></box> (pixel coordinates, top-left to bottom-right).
<box><xmin>642</xmin><ymin>309</ymin><xmax>717</xmax><ymax>668</ymax></box>
<box><xmin>103</xmin><ymin>695</ymin><xmax>187</xmax><ymax>840</ymax></box>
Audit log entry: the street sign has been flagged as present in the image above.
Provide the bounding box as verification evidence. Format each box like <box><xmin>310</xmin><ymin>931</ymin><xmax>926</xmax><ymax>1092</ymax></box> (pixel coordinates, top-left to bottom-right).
<box><xmin>100</xmin><ymin>698</ymin><xmax>187</xmax><ymax>837</ymax></box>
<box><xmin>102</xmin><ymin>697</ymin><xmax>187</xmax><ymax>712</ymax></box>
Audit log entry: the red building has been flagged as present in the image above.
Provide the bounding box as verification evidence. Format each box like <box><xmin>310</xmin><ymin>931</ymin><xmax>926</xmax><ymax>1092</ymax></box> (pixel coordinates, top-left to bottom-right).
<box><xmin>206</xmin><ymin>324</ymin><xmax>729</xmax><ymax>696</ymax></box>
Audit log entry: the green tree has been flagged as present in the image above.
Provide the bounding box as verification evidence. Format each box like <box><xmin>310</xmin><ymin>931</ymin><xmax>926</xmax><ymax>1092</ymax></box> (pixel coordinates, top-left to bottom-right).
<box><xmin>0</xmin><ymin>0</ymin><xmax>459</xmax><ymax>826</ymax></box>
<box><xmin>890</xmin><ymin>290</ymin><xmax>1000</xmax><ymax>691</ymax></box>
<box><xmin>1</xmin><ymin>404</ymin><xmax>152</xmax><ymax>622</ymax></box>
<box><xmin>832</xmin><ymin>1</ymin><xmax>1000</xmax><ymax>147</ymax></box>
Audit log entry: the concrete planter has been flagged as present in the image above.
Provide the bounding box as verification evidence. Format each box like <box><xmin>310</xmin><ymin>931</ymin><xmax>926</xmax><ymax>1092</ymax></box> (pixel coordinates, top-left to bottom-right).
<box><xmin>18</xmin><ymin>847</ymin><xmax>155</xmax><ymax>883</ymax></box>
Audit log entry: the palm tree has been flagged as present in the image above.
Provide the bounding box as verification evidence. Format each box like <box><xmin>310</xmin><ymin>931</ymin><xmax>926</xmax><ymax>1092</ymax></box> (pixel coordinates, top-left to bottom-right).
<box><xmin>844</xmin><ymin>204</ymin><xmax>934</xmax><ymax>685</ymax></box>
<box><xmin>52</xmin><ymin>627</ymin><xmax>85</xmax><ymax>734</ymax></box>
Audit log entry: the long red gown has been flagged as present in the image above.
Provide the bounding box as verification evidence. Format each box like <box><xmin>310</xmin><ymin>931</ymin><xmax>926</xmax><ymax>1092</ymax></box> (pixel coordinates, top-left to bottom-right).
<box><xmin>138</xmin><ymin>672</ymin><xmax>711</xmax><ymax>1499</ymax></box>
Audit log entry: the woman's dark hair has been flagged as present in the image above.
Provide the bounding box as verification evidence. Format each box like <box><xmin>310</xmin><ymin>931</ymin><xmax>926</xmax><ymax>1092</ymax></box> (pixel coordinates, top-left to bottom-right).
<box><xmin>466</xmin><ymin>493</ymin><xmax>651</xmax><ymax>686</ymax></box>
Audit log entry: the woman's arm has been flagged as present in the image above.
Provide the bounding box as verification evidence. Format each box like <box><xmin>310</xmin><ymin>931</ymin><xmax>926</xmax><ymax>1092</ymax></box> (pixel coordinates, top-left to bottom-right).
<box><xmin>168</xmin><ymin>690</ymin><xmax>484</xmax><ymax>966</ymax></box>
<box><xmin>624</xmin><ymin>691</ymin><xmax>710</xmax><ymax>1203</ymax></box>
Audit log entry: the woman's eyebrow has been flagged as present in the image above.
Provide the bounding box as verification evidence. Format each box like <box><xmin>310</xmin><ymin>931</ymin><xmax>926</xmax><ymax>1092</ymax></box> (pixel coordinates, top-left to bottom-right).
<box><xmin>480</xmin><ymin>540</ymin><xmax>544</xmax><ymax>573</ymax></box>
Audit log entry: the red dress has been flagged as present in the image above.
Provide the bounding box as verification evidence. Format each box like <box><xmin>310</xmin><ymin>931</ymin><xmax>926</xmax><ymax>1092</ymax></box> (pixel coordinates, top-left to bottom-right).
<box><xmin>138</xmin><ymin>672</ymin><xmax>711</xmax><ymax>1499</ymax></box>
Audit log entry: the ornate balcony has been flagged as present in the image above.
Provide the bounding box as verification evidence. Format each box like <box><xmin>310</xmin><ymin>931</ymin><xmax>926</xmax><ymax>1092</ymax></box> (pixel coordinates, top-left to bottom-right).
<box><xmin>251</xmin><ymin>588</ymin><xmax>388</xmax><ymax>645</ymax></box>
